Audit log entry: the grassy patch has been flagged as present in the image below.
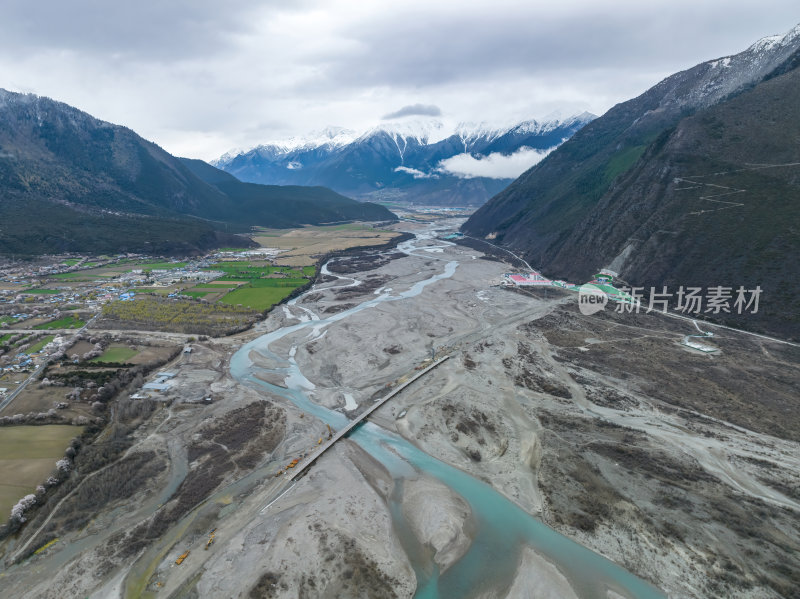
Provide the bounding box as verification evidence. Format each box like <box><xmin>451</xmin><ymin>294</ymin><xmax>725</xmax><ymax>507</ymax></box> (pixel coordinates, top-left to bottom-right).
<box><xmin>28</xmin><ymin>335</ymin><xmax>55</xmax><ymax>353</ymax></box>
<box><xmin>603</xmin><ymin>144</ymin><xmax>647</xmax><ymax>186</ymax></box>
<box><xmin>182</xmin><ymin>291</ymin><xmax>209</xmax><ymax>298</ymax></box>
<box><xmin>63</xmin><ymin>259</ymin><xmax>81</xmax><ymax>266</ymax></box>
<box><xmin>219</xmin><ymin>286</ymin><xmax>298</xmax><ymax>311</ymax></box>
<box><xmin>52</xmin><ymin>272</ymin><xmax>99</xmax><ymax>280</ymax></box>
<box><xmin>0</xmin><ymin>425</ymin><xmax>82</xmax><ymax>517</ymax></box>
<box><xmin>24</xmin><ymin>289</ymin><xmax>62</xmax><ymax>295</ymax></box>
<box><xmin>128</xmin><ymin>261</ymin><xmax>187</xmax><ymax>271</ymax></box>
<box><xmin>189</xmin><ymin>283</ymin><xmax>240</xmax><ymax>289</ymax></box>
<box><xmin>34</xmin><ymin>315</ymin><xmax>85</xmax><ymax>330</ymax></box>
<box><xmin>90</xmin><ymin>345</ymin><xmax>139</xmax><ymax>364</ymax></box>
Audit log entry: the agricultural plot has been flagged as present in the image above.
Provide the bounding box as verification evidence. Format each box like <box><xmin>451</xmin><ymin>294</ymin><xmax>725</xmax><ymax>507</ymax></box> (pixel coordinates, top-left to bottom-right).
<box><xmin>0</xmin><ymin>425</ymin><xmax>82</xmax><ymax>518</ymax></box>
<box><xmin>24</xmin><ymin>289</ymin><xmax>61</xmax><ymax>295</ymax></box>
<box><xmin>200</xmin><ymin>262</ymin><xmax>313</xmax><ymax>311</ymax></box>
<box><xmin>219</xmin><ymin>286</ymin><xmax>298</xmax><ymax>311</ymax></box>
<box><xmin>90</xmin><ymin>345</ymin><xmax>140</xmax><ymax>364</ymax></box>
<box><xmin>128</xmin><ymin>261</ymin><xmax>188</xmax><ymax>271</ymax></box>
<box><xmin>51</xmin><ymin>271</ymin><xmax>102</xmax><ymax>280</ymax></box>
<box><xmin>27</xmin><ymin>336</ymin><xmax>55</xmax><ymax>354</ymax></box>
<box><xmin>252</xmin><ymin>224</ymin><xmax>400</xmax><ymax>266</ymax></box>
<box><xmin>34</xmin><ymin>315</ymin><xmax>85</xmax><ymax>330</ymax></box>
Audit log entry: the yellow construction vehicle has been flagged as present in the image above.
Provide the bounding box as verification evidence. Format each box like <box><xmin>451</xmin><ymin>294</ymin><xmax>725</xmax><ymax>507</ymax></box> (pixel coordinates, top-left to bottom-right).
<box><xmin>326</xmin><ymin>424</ymin><xmax>333</xmax><ymax>440</ymax></box>
<box><xmin>175</xmin><ymin>550</ymin><xmax>190</xmax><ymax>565</ymax></box>
<box><xmin>205</xmin><ymin>529</ymin><xmax>216</xmax><ymax>550</ymax></box>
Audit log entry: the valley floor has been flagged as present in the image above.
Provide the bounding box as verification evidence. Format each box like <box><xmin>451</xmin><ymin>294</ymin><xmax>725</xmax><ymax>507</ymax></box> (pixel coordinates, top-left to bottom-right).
<box><xmin>1</xmin><ymin>219</ymin><xmax>798</xmax><ymax>598</ymax></box>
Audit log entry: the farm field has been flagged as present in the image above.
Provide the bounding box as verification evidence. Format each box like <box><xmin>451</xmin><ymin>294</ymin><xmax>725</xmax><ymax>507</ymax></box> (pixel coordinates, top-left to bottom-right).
<box><xmin>218</xmin><ymin>285</ymin><xmax>297</xmax><ymax>311</ymax></box>
<box><xmin>129</xmin><ymin>261</ymin><xmax>188</xmax><ymax>271</ymax></box>
<box><xmin>198</xmin><ymin>261</ymin><xmax>314</xmax><ymax>311</ymax></box>
<box><xmin>27</xmin><ymin>336</ymin><xmax>55</xmax><ymax>354</ymax></box>
<box><xmin>34</xmin><ymin>315</ymin><xmax>85</xmax><ymax>330</ymax></box>
<box><xmin>90</xmin><ymin>345</ymin><xmax>139</xmax><ymax>364</ymax></box>
<box><xmin>0</xmin><ymin>425</ymin><xmax>82</xmax><ymax>518</ymax></box>
<box><xmin>252</xmin><ymin>223</ymin><xmax>400</xmax><ymax>266</ymax></box>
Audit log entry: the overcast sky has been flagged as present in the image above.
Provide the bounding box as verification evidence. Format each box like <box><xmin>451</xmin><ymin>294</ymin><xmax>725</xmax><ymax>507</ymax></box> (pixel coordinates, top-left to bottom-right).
<box><xmin>1</xmin><ymin>1</ymin><xmax>797</xmax><ymax>160</ymax></box>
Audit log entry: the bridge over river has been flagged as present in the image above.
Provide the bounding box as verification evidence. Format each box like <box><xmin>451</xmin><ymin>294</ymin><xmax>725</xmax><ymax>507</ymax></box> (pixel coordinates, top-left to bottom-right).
<box><xmin>289</xmin><ymin>355</ymin><xmax>450</xmax><ymax>481</ymax></box>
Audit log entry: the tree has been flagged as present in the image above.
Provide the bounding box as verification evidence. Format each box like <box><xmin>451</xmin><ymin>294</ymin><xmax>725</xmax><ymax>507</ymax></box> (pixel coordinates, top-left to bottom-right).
<box><xmin>10</xmin><ymin>494</ymin><xmax>37</xmax><ymax>523</ymax></box>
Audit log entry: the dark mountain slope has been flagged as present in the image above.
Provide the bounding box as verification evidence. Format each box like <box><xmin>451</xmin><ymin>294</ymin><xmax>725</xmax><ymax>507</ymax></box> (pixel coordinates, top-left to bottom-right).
<box><xmin>546</xmin><ymin>65</ymin><xmax>800</xmax><ymax>335</ymax></box>
<box><xmin>180</xmin><ymin>158</ymin><xmax>394</xmax><ymax>227</ymax></box>
<box><xmin>463</xmin><ymin>27</ymin><xmax>800</xmax><ymax>247</ymax></box>
<box><xmin>0</xmin><ymin>90</ymin><xmax>395</xmax><ymax>256</ymax></box>
<box><xmin>462</xmin><ymin>25</ymin><xmax>800</xmax><ymax>337</ymax></box>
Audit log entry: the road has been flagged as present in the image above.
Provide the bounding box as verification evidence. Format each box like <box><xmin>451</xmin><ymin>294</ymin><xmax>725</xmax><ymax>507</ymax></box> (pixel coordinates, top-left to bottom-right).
<box><xmin>0</xmin><ymin>314</ymin><xmax>100</xmax><ymax>414</ymax></box>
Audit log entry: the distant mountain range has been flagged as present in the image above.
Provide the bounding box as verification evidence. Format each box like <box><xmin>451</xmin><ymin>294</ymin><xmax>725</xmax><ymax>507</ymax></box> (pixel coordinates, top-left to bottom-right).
<box><xmin>0</xmin><ymin>90</ymin><xmax>394</xmax><ymax>256</ymax></box>
<box><xmin>463</xmin><ymin>24</ymin><xmax>800</xmax><ymax>337</ymax></box>
<box><xmin>213</xmin><ymin>114</ymin><xmax>595</xmax><ymax>206</ymax></box>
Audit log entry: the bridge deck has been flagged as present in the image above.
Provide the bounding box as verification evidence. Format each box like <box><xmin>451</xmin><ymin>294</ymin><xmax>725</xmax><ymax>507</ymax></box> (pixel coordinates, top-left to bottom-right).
<box><xmin>289</xmin><ymin>355</ymin><xmax>449</xmax><ymax>480</ymax></box>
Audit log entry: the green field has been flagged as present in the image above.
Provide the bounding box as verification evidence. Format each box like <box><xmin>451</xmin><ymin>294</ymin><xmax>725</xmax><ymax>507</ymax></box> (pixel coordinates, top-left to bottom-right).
<box><xmin>52</xmin><ymin>272</ymin><xmax>99</xmax><ymax>280</ymax></box>
<box><xmin>28</xmin><ymin>335</ymin><xmax>55</xmax><ymax>353</ymax></box>
<box><xmin>91</xmin><ymin>345</ymin><xmax>139</xmax><ymax>363</ymax></box>
<box><xmin>0</xmin><ymin>316</ymin><xmax>15</xmax><ymax>324</ymax></box>
<box><xmin>182</xmin><ymin>291</ymin><xmax>209</xmax><ymax>298</ymax></box>
<box><xmin>0</xmin><ymin>425</ymin><xmax>83</xmax><ymax>519</ymax></box>
<box><xmin>128</xmin><ymin>261</ymin><xmax>187</xmax><ymax>271</ymax></box>
<box><xmin>190</xmin><ymin>283</ymin><xmax>240</xmax><ymax>289</ymax></box>
<box><xmin>0</xmin><ymin>334</ymin><xmax>13</xmax><ymax>344</ymax></box>
<box><xmin>34</xmin><ymin>315</ymin><xmax>85</xmax><ymax>330</ymax></box>
<box><xmin>219</xmin><ymin>285</ymin><xmax>299</xmax><ymax>311</ymax></box>
<box><xmin>203</xmin><ymin>261</ymin><xmax>313</xmax><ymax>310</ymax></box>
<box><xmin>63</xmin><ymin>259</ymin><xmax>81</xmax><ymax>266</ymax></box>
<box><xmin>208</xmin><ymin>262</ymin><xmax>309</xmax><ymax>280</ymax></box>
<box><xmin>24</xmin><ymin>289</ymin><xmax>61</xmax><ymax>295</ymax></box>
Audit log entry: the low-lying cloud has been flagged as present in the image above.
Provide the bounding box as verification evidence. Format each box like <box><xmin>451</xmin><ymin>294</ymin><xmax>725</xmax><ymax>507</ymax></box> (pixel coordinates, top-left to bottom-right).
<box><xmin>438</xmin><ymin>146</ymin><xmax>554</xmax><ymax>179</ymax></box>
<box><xmin>394</xmin><ymin>165</ymin><xmax>436</xmax><ymax>179</ymax></box>
<box><xmin>382</xmin><ymin>103</ymin><xmax>442</xmax><ymax>120</ymax></box>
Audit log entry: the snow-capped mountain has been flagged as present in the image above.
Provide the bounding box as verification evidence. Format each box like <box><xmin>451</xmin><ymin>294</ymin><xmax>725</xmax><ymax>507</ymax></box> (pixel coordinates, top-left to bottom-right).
<box><xmin>213</xmin><ymin>113</ymin><xmax>595</xmax><ymax>206</ymax></box>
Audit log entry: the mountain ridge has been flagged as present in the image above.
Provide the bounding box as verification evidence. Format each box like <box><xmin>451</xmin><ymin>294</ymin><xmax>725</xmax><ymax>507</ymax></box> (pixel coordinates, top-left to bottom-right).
<box><xmin>461</xmin><ymin>23</ymin><xmax>800</xmax><ymax>337</ymax></box>
<box><xmin>0</xmin><ymin>89</ymin><xmax>395</xmax><ymax>256</ymax></box>
<box><xmin>213</xmin><ymin>113</ymin><xmax>595</xmax><ymax>206</ymax></box>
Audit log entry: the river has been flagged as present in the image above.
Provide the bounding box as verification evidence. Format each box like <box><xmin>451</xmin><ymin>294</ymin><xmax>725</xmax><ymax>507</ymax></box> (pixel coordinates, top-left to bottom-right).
<box><xmin>229</xmin><ymin>231</ymin><xmax>666</xmax><ymax>599</ymax></box>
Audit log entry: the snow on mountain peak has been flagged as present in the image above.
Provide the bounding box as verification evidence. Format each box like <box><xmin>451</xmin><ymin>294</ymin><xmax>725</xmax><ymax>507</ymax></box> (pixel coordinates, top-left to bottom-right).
<box><xmin>217</xmin><ymin>111</ymin><xmax>596</xmax><ymax>164</ymax></box>
<box><xmin>362</xmin><ymin>118</ymin><xmax>449</xmax><ymax>145</ymax></box>
<box><xmin>271</xmin><ymin>126</ymin><xmax>357</xmax><ymax>152</ymax></box>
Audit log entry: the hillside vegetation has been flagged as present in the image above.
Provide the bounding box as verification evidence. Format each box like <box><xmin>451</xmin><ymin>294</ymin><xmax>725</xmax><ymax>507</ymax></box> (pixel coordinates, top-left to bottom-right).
<box><xmin>0</xmin><ymin>90</ymin><xmax>395</xmax><ymax>256</ymax></box>
<box><xmin>463</xmin><ymin>27</ymin><xmax>800</xmax><ymax>337</ymax></box>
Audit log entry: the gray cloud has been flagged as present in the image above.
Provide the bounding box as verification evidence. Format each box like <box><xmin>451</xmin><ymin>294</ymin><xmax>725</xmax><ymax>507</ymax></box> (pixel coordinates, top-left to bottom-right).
<box><xmin>0</xmin><ymin>1</ymin><xmax>797</xmax><ymax>160</ymax></box>
<box><xmin>382</xmin><ymin>104</ymin><xmax>442</xmax><ymax>119</ymax></box>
